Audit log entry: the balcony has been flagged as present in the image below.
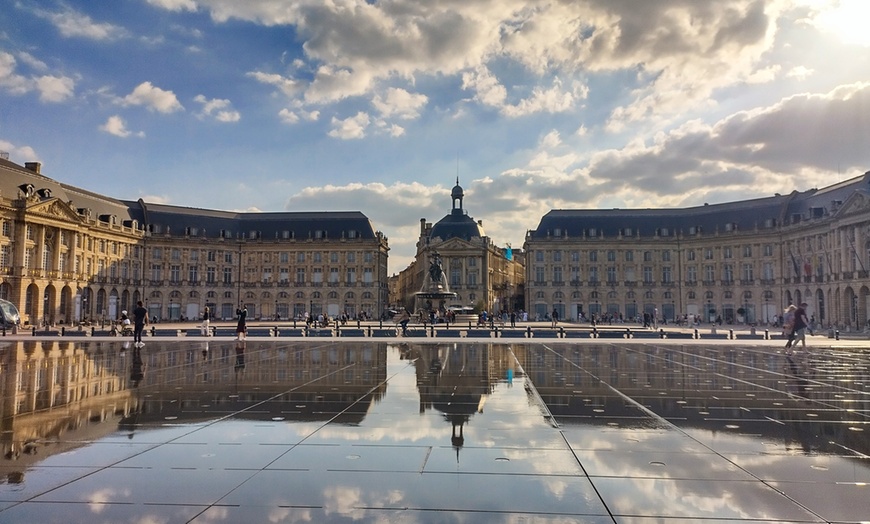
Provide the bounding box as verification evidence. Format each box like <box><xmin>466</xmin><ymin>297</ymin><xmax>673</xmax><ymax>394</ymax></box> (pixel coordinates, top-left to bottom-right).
<box><xmin>760</xmin><ymin>279</ymin><xmax>775</xmax><ymax>286</ymax></box>
<box><xmin>642</xmin><ymin>281</ymin><xmax>655</xmax><ymax>287</ymax></box>
<box><xmin>684</xmin><ymin>280</ymin><xmax>697</xmax><ymax>287</ymax></box>
<box><xmin>587</xmin><ymin>280</ymin><xmax>600</xmax><ymax>287</ymax></box>
<box><xmin>739</xmin><ymin>279</ymin><xmax>754</xmax><ymax>286</ymax></box>
<box><xmin>622</xmin><ymin>281</ymin><xmax>635</xmax><ymax>287</ymax></box>
<box><xmin>842</xmin><ymin>271</ymin><xmax>854</xmax><ymax>280</ymax></box>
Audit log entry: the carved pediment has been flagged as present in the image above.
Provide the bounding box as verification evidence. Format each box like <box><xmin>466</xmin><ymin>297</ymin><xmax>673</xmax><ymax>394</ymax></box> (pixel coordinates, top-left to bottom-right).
<box><xmin>835</xmin><ymin>191</ymin><xmax>870</xmax><ymax>218</ymax></box>
<box><xmin>436</xmin><ymin>237</ymin><xmax>477</xmax><ymax>251</ymax></box>
<box><xmin>26</xmin><ymin>198</ymin><xmax>84</xmax><ymax>222</ymax></box>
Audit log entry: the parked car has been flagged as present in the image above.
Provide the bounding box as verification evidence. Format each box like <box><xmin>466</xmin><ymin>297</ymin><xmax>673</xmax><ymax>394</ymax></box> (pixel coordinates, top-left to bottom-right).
<box><xmin>0</xmin><ymin>299</ymin><xmax>20</xmax><ymax>328</ymax></box>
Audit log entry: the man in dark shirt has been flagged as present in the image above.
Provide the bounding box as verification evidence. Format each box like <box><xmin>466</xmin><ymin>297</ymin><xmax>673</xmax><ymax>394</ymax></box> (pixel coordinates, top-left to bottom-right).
<box><xmin>792</xmin><ymin>302</ymin><xmax>810</xmax><ymax>350</ymax></box>
<box><xmin>132</xmin><ymin>301</ymin><xmax>148</xmax><ymax>346</ymax></box>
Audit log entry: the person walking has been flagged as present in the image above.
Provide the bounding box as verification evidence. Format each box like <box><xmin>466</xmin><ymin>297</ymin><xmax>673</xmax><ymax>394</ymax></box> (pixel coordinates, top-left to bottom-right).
<box><xmin>791</xmin><ymin>302</ymin><xmax>810</xmax><ymax>352</ymax></box>
<box><xmin>551</xmin><ymin>308</ymin><xmax>559</xmax><ymax>328</ymax></box>
<box><xmin>398</xmin><ymin>308</ymin><xmax>410</xmax><ymax>336</ymax></box>
<box><xmin>201</xmin><ymin>306</ymin><xmax>211</xmax><ymax>336</ymax></box>
<box><xmin>132</xmin><ymin>301</ymin><xmax>148</xmax><ymax>346</ymax></box>
<box><xmin>783</xmin><ymin>304</ymin><xmax>797</xmax><ymax>350</ymax></box>
<box><xmin>236</xmin><ymin>304</ymin><xmax>248</xmax><ymax>341</ymax></box>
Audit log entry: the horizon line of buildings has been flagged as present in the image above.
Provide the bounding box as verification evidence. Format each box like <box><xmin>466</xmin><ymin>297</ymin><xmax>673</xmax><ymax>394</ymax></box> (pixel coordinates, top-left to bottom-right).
<box><xmin>1</xmin><ymin>156</ymin><xmax>868</xmax><ymax>330</ymax></box>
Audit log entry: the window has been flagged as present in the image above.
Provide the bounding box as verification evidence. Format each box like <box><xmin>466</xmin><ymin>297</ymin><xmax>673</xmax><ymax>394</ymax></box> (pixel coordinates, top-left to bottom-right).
<box><xmin>625</xmin><ymin>251</ymin><xmax>634</xmax><ymax>262</ymax></box>
<box><xmin>223</xmin><ymin>267</ymin><xmax>233</xmax><ymax>284</ymax></box>
<box><xmin>662</xmin><ymin>250</ymin><xmax>671</xmax><ymax>262</ymax></box>
<box><xmin>607</xmin><ymin>250</ymin><xmax>616</xmax><ymax>262</ymax></box>
<box><xmin>535</xmin><ymin>251</ymin><xmax>544</xmax><ymax>262</ymax></box>
<box><xmin>589</xmin><ymin>266</ymin><xmax>598</xmax><ymax>282</ymax></box>
<box><xmin>704</xmin><ymin>248</ymin><xmax>713</xmax><ymax>260</ymax></box>
<box><xmin>363</xmin><ymin>269</ymin><xmax>373</xmax><ymax>283</ymax></box>
<box><xmin>553</xmin><ymin>266</ymin><xmax>563</xmax><ymax>283</ymax></box>
<box><xmin>151</xmin><ymin>263</ymin><xmax>162</xmax><ymax>281</ymax></box>
<box><xmin>743</xmin><ymin>245</ymin><xmax>752</xmax><ymax>257</ymax></box>
<box><xmin>347</xmin><ymin>251</ymin><xmax>356</xmax><ymax>263</ymax></box>
<box><xmin>534</xmin><ymin>266</ymin><xmax>545</xmax><ymax>283</ymax></box>
<box><xmin>329</xmin><ymin>267</ymin><xmax>339</xmax><ymax>283</ymax></box>
<box><xmin>589</xmin><ymin>251</ymin><xmax>597</xmax><ymax>262</ymax></box>
<box><xmin>297</xmin><ymin>252</ymin><xmax>305</xmax><ymax>263</ymax></box>
<box><xmin>553</xmin><ymin>250</ymin><xmax>562</xmax><ymax>262</ymax></box>
<box><xmin>207</xmin><ymin>251</ymin><xmax>216</xmax><ymax>262</ymax></box>
<box><xmin>643</xmin><ymin>251</ymin><xmax>652</xmax><ymax>262</ymax></box>
<box><xmin>152</xmin><ymin>247</ymin><xmax>162</xmax><ymax>259</ymax></box>
<box><xmin>723</xmin><ymin>264</ymin><xmax>733</xmax><ymax>283</ymax></box>
<box><xmin>171</xmin><ymin>248</ymin><xmax>181</xmax><ymax>260</ymax></box>
<box><xmin>330</xmin><ymin>252</ymin><xmax>339</xmax><ymax>263</ymax></box>
<box><xmin>742</xmin><ymin>263</ymin><xmax>753</xmax><ymax>281</ymax></box>
<box><xmin>224</xmin><ymin>252</ymin><xmax>233</xmax><ymax>263</ymax></box>
<box><xmin>170</xmin><ymin>265</ymin><xmax>180</xmax><ymax>283</ymax></box>
<box><xmin>468</xmin><ymin>257</ymin><xmax>477</xmax><ymax>267</ymax></box>
<box><xmin>723</xmin><ymin>247</ymin><xmax>732</xmax><ymax>259</ymax></box>
<box><xmin>643</xmin><ymin>266</ymin><xmax>653</xmax><ymax>283</ymax></box>
<box><xmin>188</xmin><ymin>265</ymin><xmax>198</xmax><ymax>283</ymax></box>
<box><xmin>705</xmin><ymin>265</ymin><xmax>715</xmax><ymax>282</ymax></box>
<box><xmin>687</xmin><ymin>266</ymin><xmax>697</xmax><ymax>283</ymax></box>
<box><xmin>762</xmin><ymin>262</ymin><xmax>774</xmax><ymax>280</ymax></box>
<box><xmin>346</xmin><ymin>268</ymin><xmax>356</xmax><ymax>284</ymax></box>
<box><xmin>207</xmin><ymin>267</ymin><xmax>216</xmax><ymax>283</ymax></box>
<box><xmin>313</xmin><ymin>268</ymin><xmax>323</xmax><ymax>283</ymax></box>
<box><xmin>763</xmin><ymin>244</ymin><xmax>773</xmax><ymax>257</ymax></box>
<box><xmin>687</xmin><ymin>250</ymin><xmax>696</xmax><ymax>261</ymax></box>
<box><xmin>313</xmin><ymin>252</ymin><xmax>322</xmax><ymax>263</ymax></box>
<box><xmin>296</xmin><ymin>268</ymin><xmax>305</xmax><ymax>283</ymax></box>
<box><xmin>606</xmin><ymin>266</ymin><xmax>617</xmax><ymax>283</ymax></box>
<box><xmin>570</xmin><ymin>266</ymin><xmax>581</xmax><ymax>282</ymax></box>
<box><xmin>662</xmin><ymin>266</ymin><xmax>672</xmax><ymax>283</ymax></box>
<box><xmin>571</xmin><ymin>251</ymin><xmax>580</xmax><ymax>262</ymax></box>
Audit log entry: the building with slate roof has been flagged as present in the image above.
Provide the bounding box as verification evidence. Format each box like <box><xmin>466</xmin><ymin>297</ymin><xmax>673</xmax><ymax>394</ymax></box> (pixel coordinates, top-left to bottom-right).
<box><xmin>394</xmin><ymin>179</ymin><xmax>525</xmax><ymax>316</ymax></box>
<box><xmin>524</xmin><ymin>171</ymin><xmax>870</xmax><ymax>330</ymax></box>
<box><xmin>0</xmin><ymin>158</ymin><xmax>389</xmax><ymax>325</ymax></box>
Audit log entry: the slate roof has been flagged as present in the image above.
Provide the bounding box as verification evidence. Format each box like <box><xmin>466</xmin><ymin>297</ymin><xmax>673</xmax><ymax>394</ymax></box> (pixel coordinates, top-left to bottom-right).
<box><xmin>529</xmin><ymin>171</ymin><xmax>870</xmax><ymax>239</ymax></box>
<box><xmin>0</xmin><ymin>158</ymin><xmax>380</xmax><ymax>240</ymax></box>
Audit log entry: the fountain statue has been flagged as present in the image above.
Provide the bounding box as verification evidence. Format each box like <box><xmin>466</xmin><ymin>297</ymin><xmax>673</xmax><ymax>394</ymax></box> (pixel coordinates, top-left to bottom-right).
<box><xmin>414</xmin><ymin>252</ymin><xmax>457</xmax><ymax>313</ymax></box>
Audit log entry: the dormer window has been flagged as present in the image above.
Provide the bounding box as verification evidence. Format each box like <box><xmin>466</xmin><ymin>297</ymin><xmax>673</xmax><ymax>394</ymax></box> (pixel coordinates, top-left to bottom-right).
<box><xmin>314</xmin><ymin>230</ymin><xmax>325</xmax><ymax>239</ymax></box>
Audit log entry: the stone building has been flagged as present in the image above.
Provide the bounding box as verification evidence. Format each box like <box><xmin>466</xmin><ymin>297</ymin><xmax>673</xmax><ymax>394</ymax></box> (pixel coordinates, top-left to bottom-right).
<box><xmin>394</xmin><ymin>179</ymin><xmax>524</xmax><ymax>315</ymax></box>
<box><xmin>524</xmin><ymin>171</ymin><xmax>870</xmax><ymax>330</ymax></box>
<box><xmin>0</xmin><ymin>158</ymin><xmax>389</xmax><ymax>326</ymax></box>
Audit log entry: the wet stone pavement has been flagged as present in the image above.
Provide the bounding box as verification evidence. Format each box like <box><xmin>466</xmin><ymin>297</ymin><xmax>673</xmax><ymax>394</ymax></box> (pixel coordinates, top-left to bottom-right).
<box><xmin>0</xmin><ymin>339</ymin><xmax>867</xmax><ymax>523</ymax></box>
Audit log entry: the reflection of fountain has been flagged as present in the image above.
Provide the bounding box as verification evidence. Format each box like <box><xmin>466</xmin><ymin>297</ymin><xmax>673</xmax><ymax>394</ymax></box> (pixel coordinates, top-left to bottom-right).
<box><xmin>414</xmin><ymin>251</ymin><xmax>457</xmax><ymax>314</ymax></box>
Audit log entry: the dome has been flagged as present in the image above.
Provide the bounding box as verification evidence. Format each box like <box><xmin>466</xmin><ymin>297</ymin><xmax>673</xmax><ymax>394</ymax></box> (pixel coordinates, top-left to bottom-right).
<box><xmin>430</xmin><ymin>212</ymin><xmax>485</xmax><ymax>242</ymax></box>
<box><xmin>451</xmin><ymin>182</ymin><xmax>463</xmax><ymax>200</ymax></box>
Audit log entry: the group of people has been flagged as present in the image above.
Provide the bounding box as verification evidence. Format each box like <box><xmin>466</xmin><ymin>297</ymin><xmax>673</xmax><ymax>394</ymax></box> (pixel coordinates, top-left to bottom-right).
<box><xmin>782</xmin><ymin>302</ymin><xmax>811</xmax><ymax>352</ymax></box>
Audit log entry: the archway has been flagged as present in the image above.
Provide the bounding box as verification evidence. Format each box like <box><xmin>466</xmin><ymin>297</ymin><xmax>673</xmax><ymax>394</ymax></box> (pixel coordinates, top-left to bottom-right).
<box><xmin>25</xmin><ymin>283</ymin><xmax>39</xmax><ymax>325</ymax></box>
<box><xmin>44</xmin><ymin>284</ymin><xmax>57</xmax><ymax>325</ymax></box>
<box><xmin>816</xmin><ymin>288</ymin><xmax>826</xmax><ymax>327</ymax></box>
<box><xmin>60</xmin><ymin>285</ymin><xmax>72</xmax><ymax>324</ymax></box>
<box><xmin>860</xmin><ymin>285</ymin><xmax>870</xmax><ymax>330</ymax></box>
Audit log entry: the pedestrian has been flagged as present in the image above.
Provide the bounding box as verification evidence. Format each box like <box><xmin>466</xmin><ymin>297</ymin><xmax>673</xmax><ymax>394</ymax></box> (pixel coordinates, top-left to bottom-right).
<box><xmin>783</xmin><ymin>304</ymin><xmax>797</xmax><ymax>350</ymax></box>
<box><xmin>201</xmin><ymin>306</ymin><xmax>211</xmax><ymax>336</ymax></box>
<box><xmin>132</xmin><ymin>301</ymin><xmax>148</xmax><ymax>346</ymax></box>
<box><xmin>398</xmin><ymin>309</ymin><xmax>410</xmax><ymax>336</ymax></box>
<box><xmin>791</xmin><ymin>302</ymin><xmax>810</xmax><ymax>352</ymax></box>
<box><xmin>236</xmin><ymin>304</ymin><xmax>247</xmax><ymax>340</ymax></box>
<box><xmin>551</xmin><ymin>308</ymin><xmax>559</xmax><ymax>328</ymax></box>
<box><xmin>510</xmin><ymin>310</ymin><xmax>516</xmax><ymax>327</ymax></box>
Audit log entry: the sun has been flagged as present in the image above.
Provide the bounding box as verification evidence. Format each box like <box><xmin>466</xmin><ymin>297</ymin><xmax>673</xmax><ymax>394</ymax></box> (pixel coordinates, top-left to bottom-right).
<box><xmin>814</xmin><ymin>0</ymin><xmax>870</xmax><ymax>47</ymax></box>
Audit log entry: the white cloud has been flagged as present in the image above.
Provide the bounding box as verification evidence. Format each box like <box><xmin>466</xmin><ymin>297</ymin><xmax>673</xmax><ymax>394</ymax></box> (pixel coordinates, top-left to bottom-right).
<box><xmin>786</xmin><ymin>66</ymin><xmax>814</xmax><ymax>80</ymax></box>
<box><xmin>328</xmin><ymin>112</ymin><xmax>370</xmax><ymax>139</ymax></box>
<box><xmin>0</xmin><ymin>52</ymin><xmax>75</xmax><ymax>102</ymax></box>
<box><xmin>246</xmin><ymin>71</ymin><xmax>301</xmax><ymax>97</ymax></box>
<box><xmin>99</xmin><ymin>115</ymin><xmax>145</xmax><ymax>138</ymax></box>
<box><xmin>17</xmin><ymin>52</ymin><xmax>47</xmax><ymax>71</ymax></box>
<box><xmin>371</xmin><ymin>88</ymin><xmax>428</xmax><ymax>120</ymax></box>
<box><xmin>121</xmin><ymin>82</ymin><xmax>184</xmax><ymax>113</ymax></box>
<box><xmin>193</xmin><ymin>94</ymin><xmax>240</xmax><ymax>122</ymax></box>
<box><xmin>278</xmin><ymin>106</ymin><xmax>319</xmax><ymax>125</ymax></box>
<box><xmin>0</xmin><ymin>140</ymin><xmax>39</xmax><ymax>163</ymax></box>
<box><xmin>34</xmin><ymin>75</ymin><xmax>75</xmax><ymax>103</ymax></box>
<box><xmin>146</xmin><ymin>0</ymin><xmax>198</xmax><ymax>13</ymax></box>
<box><xmin>34</xmin><ymin>6</ymin><xmax>127</xmax><ymax>40</ymax></box>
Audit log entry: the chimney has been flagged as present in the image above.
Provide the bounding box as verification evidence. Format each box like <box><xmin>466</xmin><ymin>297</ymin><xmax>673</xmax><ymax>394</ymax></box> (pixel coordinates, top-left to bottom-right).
<box><xmin>24</xmin><ymin>162</ymin><xmax>41</xmax><ymax>174</ymax></box>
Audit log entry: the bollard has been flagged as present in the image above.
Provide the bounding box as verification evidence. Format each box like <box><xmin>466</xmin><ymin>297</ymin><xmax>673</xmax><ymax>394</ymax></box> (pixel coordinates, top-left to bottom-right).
<box><xmin>61</xmin><ymin>326</ymin><xmax>66</xmax><ymax>336</ymax></box>
<box><xmin>150</xmin><ymin>326</ymin><xmax>156</xmax><ymax>337</ymax></box>
<box><xmin>559</xmin><ymin>327</ymin><xmax>565</xmax><ymax>338</ymax></box>
<box><xmin>91</xmin><ymin>326</ymin><xmax>95</xmax><ymax>336</ymax></box>
<box><xmin>835</xmin><ymin>329</ymin><xmax>839</xmax><ymax>340</ymax></box>
<box><xmin>729</xmin><ymin>329</ymin><xmax>734</xmax><ymax>340</ymax></box>
<box><xmin>764</xmin><ymin>329</ymin><xmax>769</xmax><ymax>340</ymax></box>
<box><xmin>32</xmin><ymin>326</ymin><xmax>36</xmax><ymax>336</ymax></box>
<box><xmin>694</xmin><ymin>328</ymin><xmax>698</xmax><ymax>339</ymax></box>
<box><xmin>592</xmin><ymin>327</ymin><xmax>598</xmax><ymax>339</ymax></box>
<box><xmin>659</xmin><ymin>329</ymin><xmax>665</xmax><ymax>339</ymax></box>
<box><xmin>273</xmin><ymin>326</ymin><xmax>278</xmax><ymax>337</ymax></box>
<box><xmin>626</xmin><ymin>328</ymin><xmax>632</xmax><ymax>339</ymax></box>
<box><xmin>526</xmin><ymin>326</ymin><xmax>532</xmax><ymax>338</ymax></box>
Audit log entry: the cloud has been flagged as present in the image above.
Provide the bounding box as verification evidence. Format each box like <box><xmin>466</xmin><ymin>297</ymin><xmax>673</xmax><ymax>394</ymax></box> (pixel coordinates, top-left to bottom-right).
<box><xmin>146</xmin><ymin>0</ymin><xmax>198</xmax><ymax>13</ymax></box>
<box><xmin>193</xmin><ymin>94</ymin><xmax>241</xmax><ymax>122</ymax></box>
<box><xmin>0</xmin><ymin>140</ymin><xmax>39</xmax><ymax>163</ymax></box>
<box><xmin>0</xmin><ymin>52</ymin><xmax>75</xmax><ymax>102</ymax></box>
<box><xmin>33</xmin><ymin>5</ymin><xmax>127</xmax><ymax>40</ymax></box>
<box><xmin>121</xmin><ymin>82</ymin><xmax>184</xmax><ymax>113</ymax></box>
<box><xmin>278</xmin><ymin>106</ymin><xmax>319</xmax><ymax>124</ymax></box>
<box><xmin>99</xmin><ymin>115</ymin><xmax>145</xmax><ymax>138</ymax></box>
<box><xmin>328</xmin><ymin>112</ymin><xmax>370</xmax><ymax>139</ymax></box>
<box><xmin>371</xmin><ymin>87</ymin><xmax>428</xmax><ymax>120</ymax></box>
<box><xmin>34</xmin><ymin>75</ymin><xmax>75</xmax><ymax>102</ymax></box>
<box><xmin>246</xmin><ymin>71</ymin><xmax>301</xmax><ymax>98</ymax></box>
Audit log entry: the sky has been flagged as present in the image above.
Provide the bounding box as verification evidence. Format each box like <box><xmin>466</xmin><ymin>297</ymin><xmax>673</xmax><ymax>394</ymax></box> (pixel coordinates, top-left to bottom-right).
<box><xmin>2</xmin><ymin>0</ymin><xmax>870</xmax><ymax>273</ymax></box>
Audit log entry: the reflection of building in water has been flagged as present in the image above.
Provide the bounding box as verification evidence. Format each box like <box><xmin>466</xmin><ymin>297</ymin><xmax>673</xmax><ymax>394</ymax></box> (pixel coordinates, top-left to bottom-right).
<box><xmin>0</xmin><ymin>341</ymin><xmax>136</xmax><ymax>462</ymax></box>
<box><xmin>520</xmin><ymin>344</ymin><xmax>870</xmax><ymax>456</ymax></box>
<box><xmin>410</xmin><ymin>343</ymin><xmax>514</xmax><ymax>459</ymax></box>
<box><xmin>118</xmin><ymin>342</ymin><xmax>388</xmax><ymax>426</ymax></box>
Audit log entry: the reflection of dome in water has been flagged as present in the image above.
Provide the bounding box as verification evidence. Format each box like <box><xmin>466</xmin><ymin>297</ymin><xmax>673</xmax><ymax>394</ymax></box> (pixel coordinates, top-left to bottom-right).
<box><xmin>429</xmin><ymin>178</ymin><xmax>485</xmax><ymax>242</ymax></box>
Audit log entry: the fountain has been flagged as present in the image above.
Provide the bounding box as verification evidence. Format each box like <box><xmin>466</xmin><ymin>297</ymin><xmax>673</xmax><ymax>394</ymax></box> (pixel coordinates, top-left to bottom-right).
<box><xmin>414</xmin><ymin>252</ymin><xmax>457</xmax><ymax>314</ymax></box>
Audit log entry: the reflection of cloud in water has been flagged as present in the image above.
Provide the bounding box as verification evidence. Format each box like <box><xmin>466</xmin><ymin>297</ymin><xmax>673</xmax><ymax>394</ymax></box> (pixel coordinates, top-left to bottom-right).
<box><xmin>87</xmin><ymin>487</ymin><xmax>131</xmax><ymax>510</ymax></box>
<box><xmin>323</xmin><ymin>485</ymin><xmax>363</xmax><ymax>515</ymax></box>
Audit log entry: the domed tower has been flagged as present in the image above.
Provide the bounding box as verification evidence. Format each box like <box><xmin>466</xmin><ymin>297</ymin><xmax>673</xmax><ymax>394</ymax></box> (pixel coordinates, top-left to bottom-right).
<box><xmin>429</xmin><ymin>178</ymin><xmax>485</xmax><ymax>242</ymax></box>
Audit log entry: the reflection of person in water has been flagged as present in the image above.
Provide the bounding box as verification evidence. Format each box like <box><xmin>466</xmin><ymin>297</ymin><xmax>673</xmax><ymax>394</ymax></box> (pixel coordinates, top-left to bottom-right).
<box><xmin>234</xmin><ymin>342</ymin><xmax>246</xmax><ymax>371</ymax></box>
<box><xmin>784</xmin><ymin>356</ymin><xmax>811</xmax><ymax>399</ymax></box>
<box><xmin>130</xmin><ymin>348</ymin><xmax>145</xmax><ymax>386</ymax></box>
